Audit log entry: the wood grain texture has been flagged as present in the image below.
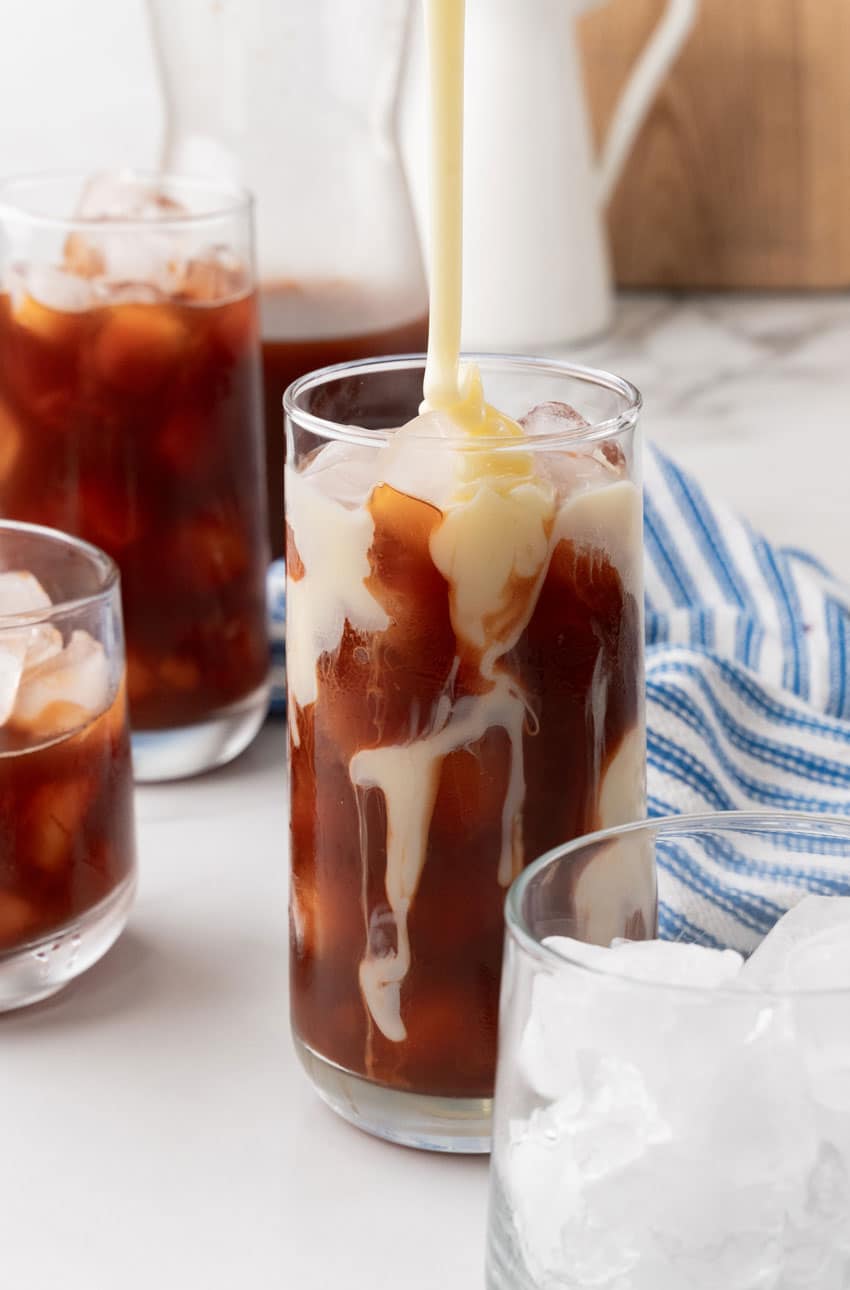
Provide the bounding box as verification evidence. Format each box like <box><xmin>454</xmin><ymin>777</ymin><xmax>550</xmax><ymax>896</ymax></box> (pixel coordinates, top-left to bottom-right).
<box><xmin>578</xmin><ymin>0</ymin><xmax>850</xmax><ymax>287</ymax></box>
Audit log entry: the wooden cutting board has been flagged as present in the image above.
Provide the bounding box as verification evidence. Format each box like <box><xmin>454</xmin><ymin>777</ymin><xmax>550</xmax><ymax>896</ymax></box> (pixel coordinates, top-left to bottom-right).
<box><xmin>578</xmin><ymin>0</ymin><xmax>850</xmax><ymax>287</ymax></box>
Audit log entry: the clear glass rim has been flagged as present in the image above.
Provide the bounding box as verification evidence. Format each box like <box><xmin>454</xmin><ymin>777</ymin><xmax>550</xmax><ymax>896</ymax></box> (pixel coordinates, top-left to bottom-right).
<box><xmin>284</xmin><ymin>353</ymin><xmax>642</xmax><ymax>450</ymax></box>
<box><xmin>506</xmin><ymin>810</ymin><xmax>850</xmax><ymax>999</ymax></box>
<box><xmin>0</xmin><ymin>519</ymin><xmax>119</xmax><ymax>626</ymax></box>
<box><xmin>0</xmin><ymin>169</ymin><xmax>253</xmax><ymax>232</ymax></box>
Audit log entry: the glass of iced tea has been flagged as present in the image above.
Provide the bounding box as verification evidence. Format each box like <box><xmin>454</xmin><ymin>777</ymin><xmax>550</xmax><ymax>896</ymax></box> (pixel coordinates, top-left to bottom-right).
<box><xmin>0</xmin><ymin>172</ymin><xmax>270</xmax><ymax>781</ymax></box>
<box><xmin>285</xmin><ymin>355</ymin><xmax>649</xmax><ymax>1150</ymax></box>
<box><xmin>0</xmin><ymin>520</ymin><xmax>137</xmax><ymax>1010</ymax></box>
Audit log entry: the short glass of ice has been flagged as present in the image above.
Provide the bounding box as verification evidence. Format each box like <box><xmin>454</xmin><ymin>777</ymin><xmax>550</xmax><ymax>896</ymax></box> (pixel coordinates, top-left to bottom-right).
<box><xmin>0</xmin><ymin>172</ymin><xmax>270</xmax><ymax>781</ymax></box>
<box><xmin>285</xmin><ymin>355</ymin><xmax>648</xmax><ymax>1150</ymax></box>
<box><xmin>487</xmin><ymin>811</ymin><xmax>850</xmax><ymax>1289</ymax></box>
<box><xmin>0</xmin><ymin>520</ymin><xmax>137</xmax><ymax>1011</ymax></box>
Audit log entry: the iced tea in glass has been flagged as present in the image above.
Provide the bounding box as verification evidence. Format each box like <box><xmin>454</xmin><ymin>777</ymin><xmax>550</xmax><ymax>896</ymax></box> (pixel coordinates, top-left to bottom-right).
<box><xmin>0</xmin><ymin>173</ymin><xmax>270</xmax><ymax>781</ymax></box>
<box><xmin>285</xmin><ymin>355</ymin><xmax>649</xmax><ymax>1149</ymax></box>
<box><xmin>0</xmin><ymin>520</ymin><xmax>136</xmax><ymax>1010</ymax></box>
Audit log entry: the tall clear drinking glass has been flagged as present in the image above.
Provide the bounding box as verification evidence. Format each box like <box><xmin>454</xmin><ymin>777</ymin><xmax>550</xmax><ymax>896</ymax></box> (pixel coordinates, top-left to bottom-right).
<box><xmin>0</xmin><ymin>172</ymin><xmax>270</xmax><ymax>781</ymax></box>
<box><xmin>487</xmin><ymin>812</ymin><xmax>850</xmax><ymax>1289</ymax></box>
<box><xmin>285</xmin><ymin>355</ymin><xmax>649</xmax><ymax>1151</ymax></box>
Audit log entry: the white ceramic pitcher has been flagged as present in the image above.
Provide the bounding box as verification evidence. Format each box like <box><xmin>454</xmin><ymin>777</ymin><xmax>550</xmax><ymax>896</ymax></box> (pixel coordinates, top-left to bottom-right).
<box><xmin>399</xmin><ymin>0</ymin><xmax>698</xmax><ymax>348</ymax></box>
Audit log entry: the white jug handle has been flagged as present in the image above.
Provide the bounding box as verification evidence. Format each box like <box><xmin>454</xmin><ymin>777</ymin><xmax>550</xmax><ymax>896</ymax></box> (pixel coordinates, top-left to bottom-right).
<box><xmin>596</xmin><ymin>0</ymin><xmax>699</xmax><ymax>206</ymax></box>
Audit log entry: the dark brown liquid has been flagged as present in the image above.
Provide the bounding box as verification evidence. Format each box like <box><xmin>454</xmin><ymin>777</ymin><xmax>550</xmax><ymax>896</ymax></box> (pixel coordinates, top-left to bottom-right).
<box><xmin>289</xmin><ymin>479</ymin><xmax>643</xmax><ymax>1100</ymax></box>
<box><xmin>0</xmin><ymin>689</ymin><xmax>136</xmax><ymax>951</ymax></box>
<box><xmin>261</xmin><ymin>289</ymin><xmax>428</xmax><ymax>557</ymax></box>
<box><xmin>0</xmin><ymin>288</ymin><xmax>269</xmax><ymax>731</ymax></box>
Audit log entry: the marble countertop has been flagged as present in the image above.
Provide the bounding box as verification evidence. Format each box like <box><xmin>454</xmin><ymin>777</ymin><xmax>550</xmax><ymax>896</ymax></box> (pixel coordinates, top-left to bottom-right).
<box><xmin>579</xmin><ymin>292</ymin><xmax>850</xmax><ymax>581</ymax></box>
<box><xmin>1</xmin><ymin>293</ymin><xmax>846</xmax><ymax>1290</ymax></box>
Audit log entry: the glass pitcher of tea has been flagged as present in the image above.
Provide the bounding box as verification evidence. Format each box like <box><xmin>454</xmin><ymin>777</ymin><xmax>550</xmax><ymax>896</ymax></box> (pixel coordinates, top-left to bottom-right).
<box><xmin>147</xmin><ymin>0</ymin><xmax>429</xmax><ymax>555</ymax></box>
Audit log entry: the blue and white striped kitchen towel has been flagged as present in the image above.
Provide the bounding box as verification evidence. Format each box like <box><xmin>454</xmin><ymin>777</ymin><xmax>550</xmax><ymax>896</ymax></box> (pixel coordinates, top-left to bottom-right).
<box><xmin>268</xmin><ymin>443</ymin><xmax>850</xmax><ymax>949</ymax></box>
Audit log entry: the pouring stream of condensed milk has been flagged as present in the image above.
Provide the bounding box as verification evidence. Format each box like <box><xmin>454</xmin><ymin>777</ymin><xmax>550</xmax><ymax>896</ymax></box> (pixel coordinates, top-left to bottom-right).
<box><xmin>421</xmin><ymin>0</ymin><xmax>526</xmax><ymax>454</ymax></box>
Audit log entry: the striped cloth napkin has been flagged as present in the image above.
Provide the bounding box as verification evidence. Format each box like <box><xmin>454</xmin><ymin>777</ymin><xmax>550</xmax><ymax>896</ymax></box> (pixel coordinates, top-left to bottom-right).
<box><xmin>643</xmin><ymin>447</ymin><xmax>850</xmax><ymax>947</ymax></box>
<box><xmin>268</xmin><ymin>444</ymin><xmax>850</xmax><ymax>950</ymax></box>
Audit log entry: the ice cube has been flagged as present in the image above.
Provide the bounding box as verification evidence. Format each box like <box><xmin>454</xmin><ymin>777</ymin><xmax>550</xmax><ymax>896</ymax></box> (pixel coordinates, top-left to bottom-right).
<box><xmin>741</xmin><ymin>897</ymin><xmax>850</xmax><ymax>990</ymax></box>
<box><xmin>20</xmin><ymin>623</ymin><xmax>63</xmax><ymax>671</ymax></box>
<box><xmin>610</xmin><ymin>938</ymin><xmax>745</xmax><ymax>987</ymax></box>
<box><xmin>635</xmin><ymin>1169</ymin><xmax>786</xmax><ymax>1290</ymax></box>
<box><xmin>545</xmin><ymin>935</ymin><xmax>745</xmax><ymax>988</ymax></box>
<box><xmin>77</xmin><ymin>480</ymin><xmax>146</xmax><ymax>550</ymax></box>
<box><xmin>502</xmin><ymin>1116</ymin><xmax>584</xmax><ymax>1280</ymax></box>
<box><xmin>0</xmin><ymin>570</ymin><xmax>51</xmax><ymax>616</ymax></box>
<box><xmin>380</xmin><ymin>410</ymin><xmax>462</xmax><ymax>509</ymax></box>
<box><xmin>25</xmin><ymin>775</ymin><xmax>95</xmax><ymax>873</ymax></box>
<box><xmin>541</xmin><ymin>935</ymin><xmax>616</xmax><ymax>971</ymax></box>
<box><xmin>92</xmin><ymin>302</ymin><xmax>188</xmax><ymax>394</ymax></box>
<box><xmin>300</xmin><ymin>439</ymin><xmax>383</xmax><ymax>509</ymax></box>
<box><xmin>739</xmin><ymin>900</ymin><xmax>850</xmax><ymax>1116</ymax></box>
<box><xmin>0</xmin><ymin>619</ymin><xmax>64</xmax><ymax>722</ymax></box>
<box><xmin>0</xmin><ymin>890</ymin><xmax>39</xmax><ymax>948</ymax></box>
<box><xmin>78</xmin><ymin>236</ymin><xmax>181</xmax><ymax>293</ymax></box>
<box><xmin>15</xmin><ymin>265</ymin><xmax>94</xmax><ymax>318</ymax></box>
<box><xmin>521</xmin><ymin>401</ymin><xmax>628</xmax><ymax>504</ymax></box>
<box><xmin>676</xmin><ymin>1004</ymin><xmax>816</xmax><ymax>1178</ymax></box>
<box><xmin>0</xmin><ymin>621</ymin><xmax>61</xmax><ymax>725</ymax></box>
<box><xmin>12</xmin><ymin>629</ymin><xmax>109</xmax><ymax>736</ymax></box>
<box><xmin>158</xmin><ymin>654</ymin><xmax>201</xmax><ymax>692</ymax></box>
<box><xmin>91</xmin><ymin>280</ymin><xmax>166</xmax><ymax>307</ymax></box>
<box><xmin>74</xmin><ymin>171</ymin><xmax>187</xmax><ymax>222</ymax></box>
<box><xmin>63</xmin><ymin>231</ymin><xmax>106</xmax><ymax>279</ymax></box>
<box><xmin>0</xmin><ymin>398</ymin><xmax>22</xmax><ymax>483</ymax></box>
<box><xmin>154</xmin><ymin>406</ymin><xmax>207</xmax><ymax>474</ymax></box>
<box><xmin>788</xmin><ymin>924</ymin><xmax>850</xmax><ymax>992</ymax></box>
<box><xmin>541</xmin><ymin>446</ymin><xmax>628</xmax><ymax>506</ymax></box>
<box><xmin>0</xmin><ymin>638</ymin><xmax>26</xmax><ymax>724</ymax></box>
<box><xmin>782</xmin><ymin>1143</ymin><xmax>850</xmax><ymax>1285</ymax></box>
<box><xmin>517</xmin><ymin>945</ymin><xmax>678</xmax><ymax>1104</ymax></box>
<box><xmin>173</xmin><ymin>511</ymin><xmax>248</xmax><ymax>589</ymax></box>
<box><xmin>780</xmin><ymin>923</ymin><xmax>850</xmax><ymax>1117</ymax></box>
<box><xmin>520</xmin><ymin>400</ymin><xmax>589</xmax><ymax>436</ymax></box>
<box><xmin>505</xmin><ymin>1125</ymin><xmax>644</xmax><ymax>1286</ymax></box>
<box><xmin>518</xmin><ymin>956</ymin><xmax>609</xmax><ymax>1101</ymax></box>
<box><xmin>171</xmin><ymin>245</ymin><xmax>248</xmax><ymax>304</ymax></box>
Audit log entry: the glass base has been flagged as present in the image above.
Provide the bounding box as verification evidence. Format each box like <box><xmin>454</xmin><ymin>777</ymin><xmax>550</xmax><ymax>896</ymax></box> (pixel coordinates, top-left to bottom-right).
<box><xmin>131</xmin><ymin>682</ymin><xmax>270</xmax><ymax>782</ymax></box>
<box><xmin>0</xmin><ymin>872</ymin><xmax>136</xmax><ymax>1012</ymax></box>
<box><xmin>293</xmin><ymin>1035</ymin><xmax>493</xmax><ymax>1153</ymax></box>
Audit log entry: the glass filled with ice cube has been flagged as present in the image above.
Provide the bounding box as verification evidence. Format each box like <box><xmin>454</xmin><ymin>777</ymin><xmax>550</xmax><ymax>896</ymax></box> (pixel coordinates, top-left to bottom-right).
<box><xmin>285</xmin><ymin>355</ymin><xmax>648</xmax><ymax>1150</ymax></box>
<box><xmin>487</xmin><ymin>811</ymin><xmax>850</xmax><ymax>1290</ymax></box>
<box><xmin>0</xmin><ymin>172</ymin><xmax>270</xmax><ymax>781</ymax></box>
<box><xmin>0</xmin><ymin>520</ymin><xmax>137</xmax><ymax>1010</ymax></box>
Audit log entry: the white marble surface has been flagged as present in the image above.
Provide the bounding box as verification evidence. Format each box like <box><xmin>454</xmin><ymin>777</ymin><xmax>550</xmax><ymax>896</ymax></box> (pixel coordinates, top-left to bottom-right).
<box><xmin>0</xmin><ymin>294</ymin><xmax>846</xmax><ymax>1290</ymax></box>
<box><xmin>580</xmin><ymin>293</ymin><xmax>850</xmax><ymax>581</ymax></box>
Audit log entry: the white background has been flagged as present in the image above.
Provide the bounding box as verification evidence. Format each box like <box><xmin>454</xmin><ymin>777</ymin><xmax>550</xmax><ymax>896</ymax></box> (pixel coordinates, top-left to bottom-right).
<box><xmin>0</xmin><ymin>0</ymin><xmax>161</xmax><ymax>175</ymax></box>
